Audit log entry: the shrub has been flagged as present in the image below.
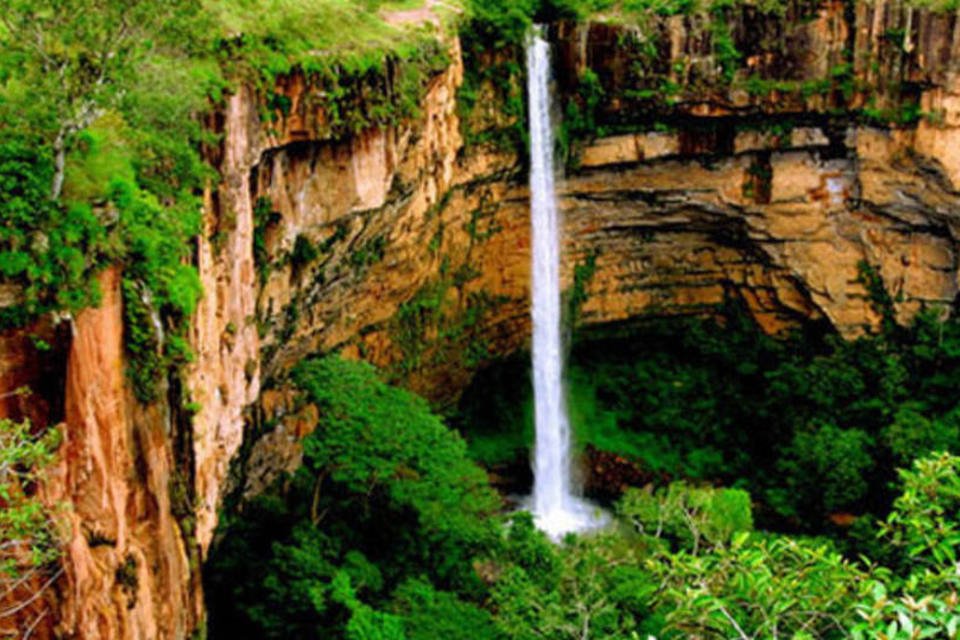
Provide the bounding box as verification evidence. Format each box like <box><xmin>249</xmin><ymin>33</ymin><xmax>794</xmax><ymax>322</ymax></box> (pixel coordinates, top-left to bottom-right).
<box><xmin>0</xmin><ymin>137</ymin><xmax>104</xmax><ymax>327</ymax></box>
<box><xmin>206</xmin><ymin>355</ymin><xmax>501</xmax><ymax>638</ymax></box>
<box><xmin>619</xmin><ymin>482</ymin><xmax>753</xmax><ymax>553</ymax></box>
<box><xmin>851</xmin><ymin>452</ymin><xmax>960</xmax><ymax>638</ymax></box>
<box><xmin>772</xmin><ymin>423</ymin><xmax>875</xmax><ymax>518</ymax></box>
<box><xmin>649</xmin><ymin>533</ymin><xmax>866</xmax><ymax>638</ymax></box>
<box><xmin>0</xmin><ymin>416</ymin><xmax>62</xmax><ymax>631</ymax></box>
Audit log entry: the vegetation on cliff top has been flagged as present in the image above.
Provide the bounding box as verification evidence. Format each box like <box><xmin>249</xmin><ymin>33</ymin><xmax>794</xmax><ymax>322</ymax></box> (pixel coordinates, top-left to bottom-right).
<box><xmin>0</xmin><ymin>0</ymin><xmax>459</xmax><ymax>399</ymax></box>
<box><xmin>0</xmin><ymin>0</ymin><xmax>944</xmax><ymax>342</ymax></box>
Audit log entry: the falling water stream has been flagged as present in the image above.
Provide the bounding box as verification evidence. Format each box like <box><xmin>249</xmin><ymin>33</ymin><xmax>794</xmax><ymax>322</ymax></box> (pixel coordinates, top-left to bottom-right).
<box><xmin>527</xmin><ymin>28</ymin><xmax>608</xmax><ymax>539</ymax></box>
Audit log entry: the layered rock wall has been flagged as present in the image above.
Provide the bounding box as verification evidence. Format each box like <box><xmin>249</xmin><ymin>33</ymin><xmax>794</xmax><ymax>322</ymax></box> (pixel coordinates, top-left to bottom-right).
<box><xmin>247</xmin><ymin>3</ymin><xmax>960</xmax><ymax>400</ymax></box>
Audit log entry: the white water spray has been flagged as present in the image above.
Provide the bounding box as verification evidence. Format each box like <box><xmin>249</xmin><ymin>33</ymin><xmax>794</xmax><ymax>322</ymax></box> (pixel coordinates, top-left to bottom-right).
<box><xmin>527</xmin><ymin>28</ymin><xmax>607</xmax><ymax>538</ymax></box>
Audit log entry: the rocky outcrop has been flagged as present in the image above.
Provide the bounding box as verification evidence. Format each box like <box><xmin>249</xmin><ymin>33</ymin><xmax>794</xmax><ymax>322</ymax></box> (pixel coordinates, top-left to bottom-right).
<box><xmin>238</xmin><ymin>0</ymin><xmax>960</xmax><ymax>497</ymax></box>
<box><xmin>0</xmin><ymin>269</ymin><xmax>201</xmax><ymax>640</ymax></box>
<box><xmin>188</xmin><ymin>88</ymin><xmax>262</xmax><ymax>555</ymax></box>
<box><xmin>247</xmin><ymin>37</ymin><xmax>960</xmax><ymax>400</ymax></box>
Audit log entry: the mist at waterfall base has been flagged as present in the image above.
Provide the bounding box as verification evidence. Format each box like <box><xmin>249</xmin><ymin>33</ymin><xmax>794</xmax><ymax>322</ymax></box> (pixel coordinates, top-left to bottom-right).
<box><xmin>525</xmin><ymin>29</ymin><xmax>609</xmax><ymax>539</ymax></box>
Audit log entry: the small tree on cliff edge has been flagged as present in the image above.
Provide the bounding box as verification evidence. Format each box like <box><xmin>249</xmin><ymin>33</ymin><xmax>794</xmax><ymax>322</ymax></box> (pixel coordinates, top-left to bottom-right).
<box><xmin>0</xmin><ymin>0</ymin><xmax>203</xmax><ymax>200</ymax></box>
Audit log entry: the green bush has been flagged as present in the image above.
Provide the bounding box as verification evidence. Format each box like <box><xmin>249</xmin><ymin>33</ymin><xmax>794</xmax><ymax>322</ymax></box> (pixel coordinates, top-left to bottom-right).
<box><xmin>390</xmin><ymin>578</ymin><xmax>497</xmax><ymax>640</ymax></box>
<box><xmin>620</xmin><ymin>482</ymin><xmax>753</xmax><ymax>553</ymax></box>
<box><xmin>206</xmin><ymin>355</ymin><xmax>500</xmax><ymax>639</ymax></box>
<box><xmin>113</xmin><ymin>179</ymin><xmax>203</xmax><ymax>401</ymax></box>
<box><xmin>0</xmin><ymin>137</ymin><xmax>105</xmax><ymax>327</ymax></box>
<box><xmin>491</xmin><ymin>514</ymin><xmax>649</xmax><ymax>640</ymax></box>
<box><xmin>649</xmin><ymin>533</ymin><xmax>866</xmax><ymax>638</ymax></box>
<box><xmin>772</xmin><ymin>423</ymin><xmax>875</xmax><ymax>517</ymax></box>
<box><xmin>0</xmin><ymin>416</ymin><xmax>62</xmax><ymax>620</ymax></box>
<box><xmin>852</xmin><ymin>452</ymin><xmax>960</xmax><ymax>639</ymax></box>
<box><xmin>881</xmin><ymin>452</ymin><xmax>960</xmax><ymax>580</ymax></box>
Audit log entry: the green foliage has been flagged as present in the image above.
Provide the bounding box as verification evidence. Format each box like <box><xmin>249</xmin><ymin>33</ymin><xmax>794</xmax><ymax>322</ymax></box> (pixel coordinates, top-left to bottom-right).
<box><xmin>462</xmin><ymin>0</ymin><xmax>537</xmax><ymax>50</ymax></box>
<box><xmin>0</xmin><ymin>137</ymin><xmax>104</xmax><ymax>327</ymax></box>
<box><xmin>253</xmin><ymin>196</ymin><xmax>281</xmax><ymax>282</ymax></box>
<box><xmin>391</xmin><ymin>578</ymin><xmax>497</xmax><ymax>640</ymax></box>
<box><xmin>881</xmin><ymin>452</ymin><xmax>960</xmax><ymax>579</ymax></box>
<box><xmin>852</xmin><ymin>453</ymin><xmax>960</xmax><ymax>639</ymax></box>
<box><xmin>457</xmin><ymin>296</ymin><xmax>960</xmax><ymax>534</ymax></box>
<box><xmin>0</xmin><ymin>415</ymin><xmax>62</xmax><ymax>630</ymax></box>
<box><xmin>707</xmin><ymin>4</ymin><xmax>741</xmax><ymax>84</ymax></box>
<box><xmin>387</xmin><ymin>266</ymin><xmax>505</xmax><ymax>377</ymax></box>
<box><xmin>491</xmin><ymin>514</ymin><xmax>648</xmax><ymax>640</ymax></box>
<box><xmin>857</xmin><ymin>260</ymin><xmax>898</xmax><ymax>335</ymax></box>
<box><xmin>852</xmin><ymin>579</ymin><xmax>960</xmax><ymax>640</ymax></box>
<box><xmin>883</xmin><ymin>405</ymin><xmax>960</xmax><ymax>466</ymax></box>
<box><xmin>566</xmin><ymin>251</ymin><xmax>598</xmax><ymax>325</ymax></box>
<box><xmin>114</xmin><ymin>179</ymin><xmax>202</xmax><ymax>402</ymax></box>
<box><xmin>212</xmin><ymin>0</ymin><xmax>453</xmax><ymax>138</ymax></box>
<box><xmin>349</xmin><ymin>236</ymin><xmax>387</xmax><ymax>272</ymax></box>
<box><xmin>488</xmin><ymin>457</ymin><xmax>960</xmax><ymax>640</ymax></box>
<box><xmin>292</xmin><ymin>356</ymin><xmax>500</xmax><ymax>555</ymax></box>
<box><xmin>559</xmin><ymin>68</ymin><xmax>606</xmax><ymax>164</ymax></box>
<box><xmin>456</xmin><ymin>0</ymin><xmax>537</xmax><ymax>153</ymax></box>
<box><xmin>625</xmin><ymin>0</ymin><xmax>698</xmax><ymax>14</ymax></box>
<box><xmin>0</xmin><ymin>0</ymin><xmax>211</xmax><ymax>399</ymax></box>
<box><xmin>291</xmin><ymin>234</ymin><xmax>319</xmax><ymax>270</ymax></box>
<box><xmin>620</xmin><ymin>482</ymin><xmax>753</xmax><ymax>553</ymax></box>
<box><xmin>206</xmin><ymin>355</ymin><xmax>500</xmax><ymax>639</ymax></box>
<box><xmin>772</xmin><ymin>423</ymin><xmax>875</xmax><ymax>517</ymax></box>
<box><xmin>0</xmin><ymin>0</ymin><xmax>211</xmax><ymax>197</ymax></box>
<box><xmin>211</xmin><ymin>410</ymin><xmax>960</xmax><ymax>640</ymax></box>
<box><xmin>1</xmin><ymin>0</ymin><xmax>456</xmax><ymax>405</ymax></box>
<box><xmin>0</xmin><ymin>417</ymin><xmax>61</xmax><ymax>576</ymax></box>
<box><xmin>450</xmin><ymin>358</ymin><xmax>533</xmax><ymax>465</ymax></box>
<box><xmin>650</xmin><ymin>533</ymin><xmax>866</xmax><ymax>638</ymax></box>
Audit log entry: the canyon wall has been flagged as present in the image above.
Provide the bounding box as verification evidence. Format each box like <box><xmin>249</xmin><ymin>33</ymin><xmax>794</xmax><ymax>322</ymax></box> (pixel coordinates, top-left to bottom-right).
<box><xmin>247</xmin><ymin>1</ymin><xmax>960</xmax><ymax>403</ymax></box>
<box><xmin>1</xmin><ymin>270</ymin><xmax>201</xmax><ymax>639</ymax></box>
<box><xmin>236</xmin><ymin>0</ymin><xmax>960</xmax><ymax>511</ymax></box>
<box><xmin>3</xmin><ymin>0</ymin><xmax>960</xmax><ymax>637</ymax></box>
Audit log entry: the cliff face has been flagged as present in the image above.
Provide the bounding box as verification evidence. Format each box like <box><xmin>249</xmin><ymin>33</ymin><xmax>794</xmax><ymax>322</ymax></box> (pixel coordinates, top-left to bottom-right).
<box><xmin>51</xmin><ymin>267</ymin><xmax>199</xmax><ymax>639</ymax></box>
<box><xmin>1</xmin><ymin>269</ymin><xmax>201</xmax><ymax>639</ymax></box>
<box><xmin>245</xmin><ymin>2</ymin><xmax>960</xmax><ymax>401</ymax></box>
<box><xmin>4</xmin><ymin>1</ymin><xmax>960</xmax><ymax>638</ymax></box>
<box><xmin>237</xmin><ymin>0</ymin><xmax>960</xmax><ymax>508</ymax></box>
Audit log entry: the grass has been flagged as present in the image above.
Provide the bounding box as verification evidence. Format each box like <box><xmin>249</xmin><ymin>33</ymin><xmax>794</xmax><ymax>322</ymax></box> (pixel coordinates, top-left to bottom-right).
<box><xmin>206</xmin><ymin>0</ymin><xmax>462</xmax><ymax>75</ymax></box>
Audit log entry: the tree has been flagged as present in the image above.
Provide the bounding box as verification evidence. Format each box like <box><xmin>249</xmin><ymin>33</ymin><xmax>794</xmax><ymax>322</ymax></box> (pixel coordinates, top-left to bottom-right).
<box><xmin>491</xmin><ymin>514</ymin><xmax>649</xmax><ymax>640</ymax></box>
<box><xmin>619</xmin><ymin>482</ymin><xmax>753</xmax><ymax>554</ymax></box>
<box><xmin>851</xmin><ymin>452</ymin><xmax>960</xmax><ymax>639</ymax></box>
<box><xmin>0</xmin><ymin>136</ymin><xmax>104</xmax><ymax>327</ymax></box>
<box><xmin>0</xmin><ymin>0</ymin><xmax>203</xmax><ymax>199</ymax></box>
<box><xmin>206</xmin><ymin>356</ymin><xmax>501</xmax><ymax>639</ymax></box>
<box><xmin>649</xmin><ymin>533</ymin><xmax>866</xmax><ymax>639</ymax></box>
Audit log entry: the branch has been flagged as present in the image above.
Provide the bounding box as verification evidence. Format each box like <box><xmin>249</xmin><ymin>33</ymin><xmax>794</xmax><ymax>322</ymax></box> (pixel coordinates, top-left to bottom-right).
<box><xmin>0</xmin><ymin>567</ymin><xmax>63</xmax><ymax>620</ymax></box>
<box><xmin>22</xmin><ymin>609</ymin><xmax>47</xmax><ymax>640</ymax></box>
<box><xmin>716</xmin><ymin>603</ymin><xmax>752</xmax><ymax>640</ymax></box>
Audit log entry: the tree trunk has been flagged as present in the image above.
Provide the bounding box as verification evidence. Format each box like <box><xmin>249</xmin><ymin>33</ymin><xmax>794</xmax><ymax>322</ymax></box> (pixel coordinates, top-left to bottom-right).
<box><xmin>50</xmin><ymin>129</ymin><xmax>66</xmax><ymax>201</ymax></box>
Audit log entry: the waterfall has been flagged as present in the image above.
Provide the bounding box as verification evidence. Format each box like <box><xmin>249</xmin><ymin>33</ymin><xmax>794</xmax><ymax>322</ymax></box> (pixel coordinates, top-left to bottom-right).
<box><xmin>527</xmin><ymin>28</ymin><xmax>607</xmax><ymax>538</ymax></box>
